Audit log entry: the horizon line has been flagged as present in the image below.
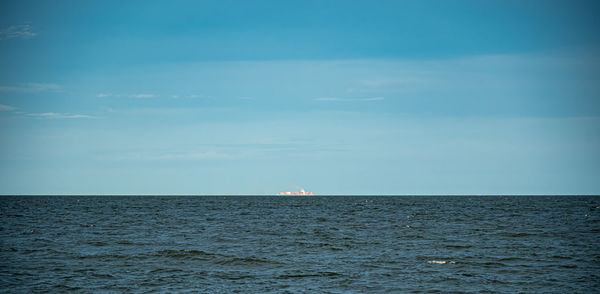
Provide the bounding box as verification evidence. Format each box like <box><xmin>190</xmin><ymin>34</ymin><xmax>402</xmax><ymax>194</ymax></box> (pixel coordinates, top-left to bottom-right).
<box><xmin>1</xmin><ymin>194</ymin><xmax>598</xmax><ymax>197</ymax></box>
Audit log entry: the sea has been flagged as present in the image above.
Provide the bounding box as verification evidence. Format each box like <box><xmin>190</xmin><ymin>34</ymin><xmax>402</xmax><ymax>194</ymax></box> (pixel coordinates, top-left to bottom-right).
<box><xmin>1</xmin><ymin>196</ymin><xmax>599</xmax><ymax>293</ymax></box>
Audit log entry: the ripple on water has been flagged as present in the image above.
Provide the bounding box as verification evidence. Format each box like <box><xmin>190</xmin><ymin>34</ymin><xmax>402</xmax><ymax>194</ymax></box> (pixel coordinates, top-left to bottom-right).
<box><xmin>156</xmin><ymin>249</ymin><xmax>280</xmax><ymax>267</ymax></box>
<box><xmin>158</xmin><ymin>249</ymin><xmax>220</xmax><ymax>259</ymax></box>
<box><xmin>1</xmin><ymin>195</ymin><xmax>598</xmax><ymax>293</ymax></box>
<box><xmin>278</xmin><ymin>271</ymin><xmax>343</xmax><ymax>279</ymax></box>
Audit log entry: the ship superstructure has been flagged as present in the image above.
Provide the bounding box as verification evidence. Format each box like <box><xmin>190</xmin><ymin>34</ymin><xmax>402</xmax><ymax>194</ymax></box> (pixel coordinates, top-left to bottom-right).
<box><xmin>277</xmin><ymin>188</ymin><xmax>314</xmax><ymax>195</ymax></box>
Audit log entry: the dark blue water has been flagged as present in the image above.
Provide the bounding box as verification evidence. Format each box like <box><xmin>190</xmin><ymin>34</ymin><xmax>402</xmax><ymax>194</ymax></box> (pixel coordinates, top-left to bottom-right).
<box><xmin>1</xmin><ymin>196</ymin><xmax>599</xmax><ymax>293</ymax></box>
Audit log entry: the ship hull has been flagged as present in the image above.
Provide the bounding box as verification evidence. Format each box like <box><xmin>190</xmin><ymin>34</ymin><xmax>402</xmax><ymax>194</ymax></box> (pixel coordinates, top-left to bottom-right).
<box><xmin>277</xmin><ymin>192</ymin><xmax>314</xmax><ymax>195</ymax></box>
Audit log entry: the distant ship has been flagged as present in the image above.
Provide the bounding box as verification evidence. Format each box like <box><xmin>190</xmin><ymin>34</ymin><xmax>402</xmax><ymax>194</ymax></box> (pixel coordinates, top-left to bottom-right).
<box><xmin>277</xmin><ymin>188</ymin><xmax>314</xmax><ymax>196</ymax></box>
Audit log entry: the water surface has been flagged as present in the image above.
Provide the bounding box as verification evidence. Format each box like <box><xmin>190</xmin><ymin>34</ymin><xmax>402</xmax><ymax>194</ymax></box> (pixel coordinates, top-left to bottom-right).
<box><xmin>1</xmin><ymin>196</ymin><xmax>599</xmax><ymax>292</ymax></box>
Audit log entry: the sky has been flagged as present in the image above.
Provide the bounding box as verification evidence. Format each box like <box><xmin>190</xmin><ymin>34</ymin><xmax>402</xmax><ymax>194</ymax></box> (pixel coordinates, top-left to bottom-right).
<box><xmin>0</xmin><ymin>0</ymin><xmax>599</xmax><ymax>195</ymax></box>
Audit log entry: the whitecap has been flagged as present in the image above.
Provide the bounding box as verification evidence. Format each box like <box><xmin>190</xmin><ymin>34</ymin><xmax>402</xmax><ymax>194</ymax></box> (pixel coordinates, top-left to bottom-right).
<box><xmin>427</xmin><ymin>260</ymin><xmax>456</xmax><ymax>264</ymax></box>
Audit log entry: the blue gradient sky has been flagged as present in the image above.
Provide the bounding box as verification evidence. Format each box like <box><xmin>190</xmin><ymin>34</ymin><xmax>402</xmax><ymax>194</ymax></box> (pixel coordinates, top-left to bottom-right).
<box><xmin>1</xmin><ymin>0</ymin><xmax>599</xmax><ymax>194</ymax></box>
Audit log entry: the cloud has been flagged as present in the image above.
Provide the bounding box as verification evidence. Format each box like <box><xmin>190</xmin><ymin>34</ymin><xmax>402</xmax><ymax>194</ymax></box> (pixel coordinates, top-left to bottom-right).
<box><xmin>362</xmin><ymin>97</ymin><xmax>385</xmax><ymax>101</ymax></box>
<box><xmin>116</xmin><ymin>151</ymin><xmax>233</xmax><ymax>161</ymax></box>
<box><xmin>0</xmin><ymin>104</ymin><xmax>16</xmax><ymax>111</ymax></box>
<box><xmin>98</xmin><ymin>93</ymin><xmax>215</xmax><ymax>99</ymax></box>
<box><xmin>0</xmin><ymin>104</ymin><xmax>96</xmax><ymax>119</ymax></box>
<box><xmin>97</xmin><ymin>93</ymin><xmax>156</xmax><ymax>98</ymax></box>
<box><xmin>0</xmin><ymin>83</ymin><xmax>60</xmax><ymax>93</ymax></box>
<box><xmin>171</xmin><ymin>94</ymin><xmax>213</xmax><ymax>99</ymax></box>
<box><xmin>130</xmin><ymin>94</ymin><xmax>155</xmax><ymax>98</ymax></box>
<box><xmin>0</xmin><ymin>24</ymin><xmax>36</xmax><ymax>40</ymax></box>
<box><xmin>0</xmin><ymin>103</ymin><xmax>97</xmax><ymax>119</ymax></box>
<box><xmin>360</xmin><ymin>77</ymin><xmax>430</xmax><ymax>87</ymax></box>
<box><xmin>315</xmin><ymin>97</ymin><xmax>384</xmax><ymax>102</ymax></box>
<box><xmin>27</xmin><ymin>112</ymin><xmax>96</xmax><ymax>119</ymax></box>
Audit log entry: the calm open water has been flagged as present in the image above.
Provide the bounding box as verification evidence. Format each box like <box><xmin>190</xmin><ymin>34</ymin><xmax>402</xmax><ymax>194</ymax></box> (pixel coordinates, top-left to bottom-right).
<box><xmin>1</xmin><ymin>196</ymin><xmax>599</xmax><ymax>293</ymax></box>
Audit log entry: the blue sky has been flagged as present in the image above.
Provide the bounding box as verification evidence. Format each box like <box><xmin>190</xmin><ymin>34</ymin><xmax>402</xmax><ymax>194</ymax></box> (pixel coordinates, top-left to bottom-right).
<box><xmin>0</xmin><ymin>0</ymin><xmax>599</xmax><ymax>195</ymax></box>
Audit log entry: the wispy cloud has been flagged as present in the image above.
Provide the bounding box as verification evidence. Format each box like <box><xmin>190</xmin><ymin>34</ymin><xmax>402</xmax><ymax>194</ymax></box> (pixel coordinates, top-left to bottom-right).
<box><xmin>0</xmin><ymin>83</ymin><xmax>60</xmax><ymax>93</ymax></box>
<box><xmin>0</xmin><ymin>24</ymin><xmax>36</xmax><ymax>40</ymax></box>
<box><xmin>171</xmin><ymin>94</ymin><xmax>213</xmax><ymax>99</ymax></box>
<box><xmin>27</xmin><ymin>112</ymin><xmax>97</xmax><ymax>119</ymax></box>
<box><xmin>360</xmin><ymin>77</ymin><xmax>430</xmax><ymax>87</ymax></box>
<box><xmin>98</xmin><ymin>93</ymin><xmax>216</xmax><ymax>99</ymax></box>
<box><xmin>0</xmin><ymin>103</ymin><xmax>96</xmax><ymax>119</ymax></box>
<box><xmin>0</xmin><ymin>104</ymin><xmax>16</xmax><ymax>111</ymax></box>
<box><xmin>315</xmin><ymin>97</ymin><xmax>384</xmax><ymax>102</ymax></box>
<box><xmin>130</xmin><ymin>94</ymin><xmax>155</xmax><ymax>98</ymax></box>
<box><xmin>116</xmin><ymin>151</ymin><xmax>233</xmax><ymax>161</ymax></box>
<box><xmin>97</xmin><ymin>93</ymin><xmax>157</xmax><ymax>98</ymax></box>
